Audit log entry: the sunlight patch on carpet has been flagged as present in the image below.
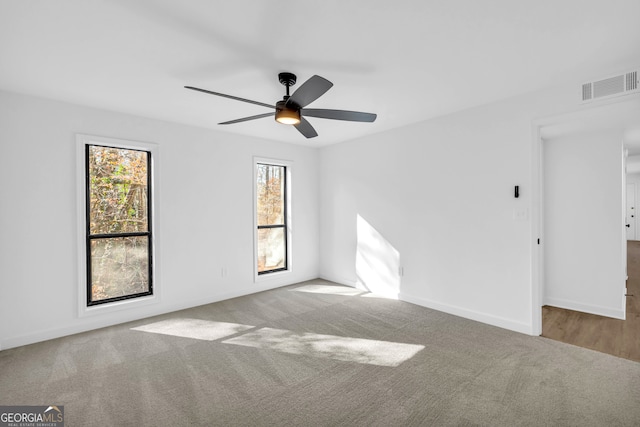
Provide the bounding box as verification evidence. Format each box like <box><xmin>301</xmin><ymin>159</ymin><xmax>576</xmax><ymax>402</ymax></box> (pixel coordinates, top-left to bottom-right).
<box><xmin>223</xmin><ymin>327</ymin><xmax>424</xmax><ymax>367</ymax></box>
<box><xmin>131</xmin><ymin>318</ymin><xmax>254</xmax><ymax>341</ymax></box>
<box><xmin>289</xmin><ymin>284</ymin><xmax>367</xmax><ymax>296</ymax></box>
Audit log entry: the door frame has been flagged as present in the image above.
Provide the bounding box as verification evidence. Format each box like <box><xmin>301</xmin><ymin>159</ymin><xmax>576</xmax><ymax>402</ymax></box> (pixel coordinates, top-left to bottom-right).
<box><xmin>626</xmin><ymin>181</ymin><xmax>636</xmax><ymax>240</ymax></box>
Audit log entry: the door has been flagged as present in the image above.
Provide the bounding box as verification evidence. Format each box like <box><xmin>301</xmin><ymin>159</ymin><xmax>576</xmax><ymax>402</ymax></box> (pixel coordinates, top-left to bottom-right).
<box><xmin>626</xmin><ymin>183</ymin><xmax>636</xmax><ymax>240</ymax></box>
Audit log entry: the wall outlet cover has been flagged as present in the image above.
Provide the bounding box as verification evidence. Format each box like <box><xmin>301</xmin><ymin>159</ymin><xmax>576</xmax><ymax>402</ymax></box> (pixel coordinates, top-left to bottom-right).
<box><xmin>513</xmin><ymin>209</ymin><xmax>529</xmax><ymax>221</ymax></box>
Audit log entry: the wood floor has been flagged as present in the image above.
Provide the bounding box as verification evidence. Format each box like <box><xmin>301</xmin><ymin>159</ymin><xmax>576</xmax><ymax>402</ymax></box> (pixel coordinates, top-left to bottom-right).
<box><xmin>542</xmin><ymin>241</ymin><xmax>640</xmax><ymax>362</ymax></box>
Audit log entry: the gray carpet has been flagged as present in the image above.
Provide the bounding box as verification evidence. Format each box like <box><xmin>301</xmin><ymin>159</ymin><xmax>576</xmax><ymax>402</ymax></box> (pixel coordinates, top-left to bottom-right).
<box><xmin>1</xmin><ymin>279</ymin><xmax>640</xmax><ymax>426</ymax></box>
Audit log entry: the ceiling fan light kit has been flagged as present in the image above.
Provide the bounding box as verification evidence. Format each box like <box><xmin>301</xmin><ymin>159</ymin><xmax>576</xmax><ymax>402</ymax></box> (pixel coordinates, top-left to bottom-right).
<box><xmin>275</xmin><ymin>100</ymin><xmax>301</xmax><ymax>125</ymax></box>
<box><xmin>185</xmin><ymin>72</ymin><xmax>377</xmax><ymax>139</ymax></box>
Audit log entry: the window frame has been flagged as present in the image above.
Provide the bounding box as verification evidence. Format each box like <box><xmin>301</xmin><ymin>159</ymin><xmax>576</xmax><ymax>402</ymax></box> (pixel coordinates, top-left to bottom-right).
<box><xmin>85</xmin><ymin>144</ymin><xmax>153</xmax><ymax>306</ymax></box>
<box><xmin>253</xmin><ymin>157</ymin><xmax>293</xmax><ymax>281</ymax></box>
<box><xmin>76</xmin><ymin>134</ymin><xmax>160</xmax><ymax>317</ymax></box>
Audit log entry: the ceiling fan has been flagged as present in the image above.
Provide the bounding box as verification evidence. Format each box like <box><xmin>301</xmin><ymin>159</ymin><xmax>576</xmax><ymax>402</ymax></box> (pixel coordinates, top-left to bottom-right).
<box><xmin>185</xmin><ymin>72</ymin><xmax>377</xmax><ymax>139</ymax></box>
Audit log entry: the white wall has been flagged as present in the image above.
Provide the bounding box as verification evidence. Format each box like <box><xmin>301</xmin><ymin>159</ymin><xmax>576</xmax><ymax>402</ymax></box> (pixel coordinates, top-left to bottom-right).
<box><xmin>625</xmin><ymin>155</ymin><xmax>640</xmax><ymax>174</ymax></box>
<box><xmin>319</xmin><ymin>85</ymin><xmax>579</xmax><ymax>334</ymax></box>
<box><xmin>0</xmin><ymin>91</ymin><xmax>319</xmax><ymax>350</ymax></box>
<box><xmin>543</xmin><ymin>131</ymin><xmax>625</xmax><ymax>318</ymax></box>
<box><xmin>2</xmin><ymin>81</ymin><xmax>637</xmax><ymax>349</ymax></box>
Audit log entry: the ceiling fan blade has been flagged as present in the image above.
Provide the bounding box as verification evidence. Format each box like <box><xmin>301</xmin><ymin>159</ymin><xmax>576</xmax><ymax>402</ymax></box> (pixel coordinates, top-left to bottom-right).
<box><xmin>302</xmin><ymin>108</ymin><xmax>377</xmax><ymax>122</ymax></box>
<box><xmin>185</xmin><ymin>86</ymin><xmax>274</xmax><ymax>110</ymax></box>
<box><xmin>286</xmin><ymin>75</ymin><xmax>333</xmax><ymax>109</ymax></box>
<box><xmin>219</xmin><ymin>112</ymin><xmax>274</xmax><ymax>125</ymax></box>
<box><xmin>294</xmin><ymin>117</ymin><xmax>318</xmax><ymax>138</ymax></box>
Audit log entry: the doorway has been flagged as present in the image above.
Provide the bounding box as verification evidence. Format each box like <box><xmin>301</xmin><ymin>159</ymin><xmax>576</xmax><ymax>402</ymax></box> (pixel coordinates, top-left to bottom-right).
<box><xmin>540</xmin><ymin>130</ymin><xmax>626</xmax><ymax>320</ymax></box>
<box><xmin>531</xmin><ymin>95</ymin><xmax>640</xmax><ymax>335</ymax></box>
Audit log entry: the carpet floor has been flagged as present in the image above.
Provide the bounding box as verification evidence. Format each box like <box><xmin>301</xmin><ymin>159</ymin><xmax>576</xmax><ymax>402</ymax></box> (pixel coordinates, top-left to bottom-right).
<box><xmin>1</xmin><ymin>279</ymin><xmax>640</xmax><ymax>426</ymax></box>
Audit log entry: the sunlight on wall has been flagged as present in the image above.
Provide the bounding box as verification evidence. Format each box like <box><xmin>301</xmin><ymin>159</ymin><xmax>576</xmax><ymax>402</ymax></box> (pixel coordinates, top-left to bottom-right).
<box><xmin>356</xmin><ymin>214</ymin><xmax>401</xmax><ymax>298</ymax></box>
<box><xmin>131</xmin><ymin>319</ymin><xmax>254</xmax><ymax>341</ymax></box>
<box><xmin>223</xmin><ymin>327</ymin><xmax>424</xmax><ymax>367</ymax></box>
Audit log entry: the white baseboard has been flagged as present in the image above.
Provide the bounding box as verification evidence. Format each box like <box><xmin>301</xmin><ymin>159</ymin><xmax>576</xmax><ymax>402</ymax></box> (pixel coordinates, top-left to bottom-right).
<box><xmin>1</xmin><ymin>314</ymin><xmax>147</xmax><ymax>351</ymax></box>
<box><xmin>399</xmin><ymin>292</ymin><xmax>534</xmax><ymax>335</ymax></box>
<box><xmin>543</xmin><ymin>296</ymin><xmax>625</xmax><ymax>320</ymax></box>
<box><xmin>1</xmin><ymin>275</ymin><xmax>319</xmax><ymax>351</ymax></box>
<box><xmin>318</xmin><ymin>276</ymin><xmax>534</xmax><ymax>335</ymax></box>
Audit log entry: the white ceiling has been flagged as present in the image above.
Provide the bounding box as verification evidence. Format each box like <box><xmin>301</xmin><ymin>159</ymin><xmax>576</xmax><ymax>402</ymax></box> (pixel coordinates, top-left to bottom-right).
<box><xmin>1</xmin><ymin>0</ymin><xmax>639</xmax><ymax>146</ymax></box>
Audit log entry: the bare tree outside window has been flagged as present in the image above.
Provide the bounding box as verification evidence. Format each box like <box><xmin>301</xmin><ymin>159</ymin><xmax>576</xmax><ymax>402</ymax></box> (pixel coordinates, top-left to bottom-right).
<box><xmin>86</xmin><ymin>145</ymin><xmax>152</xmax><ymax>304</ymax></box>
<box><xmin>256</xmin><ymin>163</ymin><xmax>287</xmax><ymax>274</ymax></box>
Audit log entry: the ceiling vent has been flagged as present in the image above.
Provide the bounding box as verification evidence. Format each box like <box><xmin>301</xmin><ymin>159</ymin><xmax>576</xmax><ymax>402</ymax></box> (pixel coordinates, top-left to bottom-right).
<box><xmin>582</xmin><ymin>70</ymin><xmax>639</xmax><ymax>102</ymax></box>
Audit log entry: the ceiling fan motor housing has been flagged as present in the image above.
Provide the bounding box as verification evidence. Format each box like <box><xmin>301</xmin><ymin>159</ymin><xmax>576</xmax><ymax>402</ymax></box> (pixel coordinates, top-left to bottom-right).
<box><xmin>275</xmin><ymin>99</ymin><xmax>300</xmax><ymax>124</ymax></box>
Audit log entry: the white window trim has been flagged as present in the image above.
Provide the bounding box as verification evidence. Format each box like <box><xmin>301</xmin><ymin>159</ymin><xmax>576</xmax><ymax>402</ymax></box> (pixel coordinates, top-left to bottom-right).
<box><xmin>253</xmin><ymin>156</ymin><xmax>293</xmax><ymax>282</ymax></box>
<box><xmin>76</xmin><ymin>134</ymin><xmax>161</xmax><ymax>318</ymax></box>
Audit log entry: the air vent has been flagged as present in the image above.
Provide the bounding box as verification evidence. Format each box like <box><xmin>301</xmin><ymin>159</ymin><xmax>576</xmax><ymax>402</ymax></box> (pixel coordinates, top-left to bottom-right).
<box><xmin>582</xmin><ymin>83</ymin><xmax>592</xmax><ymax>101</ymax></box>
<box><xmin>593</xmin><ymin>75</ymin><xmax>624</xmax><ymax>98</ymax></box>
<box><xmin>627</xmin><ymin>71</ymin><xmax>638</xmax><ymax>91</ymax></box>
<box><xmin>582</xmin><ymin>70</ymin><xmax>639</xmax><ymax>102</ymax></box>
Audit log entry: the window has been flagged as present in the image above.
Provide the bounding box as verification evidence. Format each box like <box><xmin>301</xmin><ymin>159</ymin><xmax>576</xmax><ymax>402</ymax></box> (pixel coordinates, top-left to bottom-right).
<box><xmin>85</xmin><ymin>144</ymin><xmax>152</xmax><ymax>305</ymax></box>
<box><xmin>256</xmin><ymin>162</ymin><xmax>289</xmax><ymax>275</ymax></box>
